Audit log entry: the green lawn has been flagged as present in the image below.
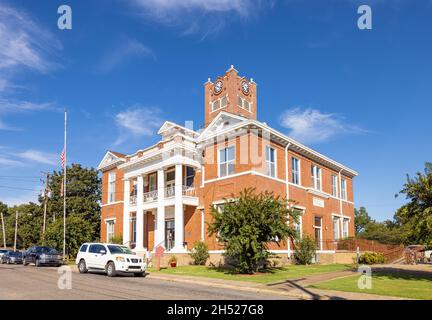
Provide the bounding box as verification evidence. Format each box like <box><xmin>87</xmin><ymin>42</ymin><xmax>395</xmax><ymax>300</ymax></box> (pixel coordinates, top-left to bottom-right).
<box><xmin>309</xmin><ymin>269</ymin><xmax>432</xmax><ymax>300</ymax></box>
<box><xmin>149</xmin><ymin>264</ymin><xmax>352</xmax><ymax>284</ymax></box>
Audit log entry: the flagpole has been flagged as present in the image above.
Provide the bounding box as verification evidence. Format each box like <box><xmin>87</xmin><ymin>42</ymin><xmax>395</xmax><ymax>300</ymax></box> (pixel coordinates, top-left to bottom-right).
<box><xmin>63</xmin><ymin>110</ymin><xmax>67</xmax><ymax>261</ymax></box>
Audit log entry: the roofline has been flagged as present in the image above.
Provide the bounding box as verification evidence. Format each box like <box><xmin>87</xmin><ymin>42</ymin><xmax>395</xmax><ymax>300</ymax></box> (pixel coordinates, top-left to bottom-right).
<box><xmin>198</xmin><ymin>118</ymin><xmax>358</xmax><ymax>177</ymax></box>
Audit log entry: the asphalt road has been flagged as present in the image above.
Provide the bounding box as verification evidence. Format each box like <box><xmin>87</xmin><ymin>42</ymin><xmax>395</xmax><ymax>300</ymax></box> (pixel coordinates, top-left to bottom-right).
<box><xmin>0</xmin><ymin>264</ymin><xmax>293</xmax><ymax>300</ymax></box>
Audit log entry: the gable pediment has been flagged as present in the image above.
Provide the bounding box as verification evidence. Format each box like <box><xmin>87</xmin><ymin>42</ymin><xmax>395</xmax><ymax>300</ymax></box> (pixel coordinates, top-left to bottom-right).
<box><xmin>97</xmin><ymin>151</ymin><xmax>126</xmax><ymax>171</ymax></box>
<box><xmin>198</xmin><ymin>112</ymin><xmax>247</xmax><ymax>141</ymax></box>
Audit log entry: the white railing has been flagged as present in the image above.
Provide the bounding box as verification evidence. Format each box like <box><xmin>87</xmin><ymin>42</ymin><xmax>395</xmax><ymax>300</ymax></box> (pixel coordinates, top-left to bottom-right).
<box><xmin>182</xmin><ymin>186</ymin><xmax>196</xmax><ymax>197</ymax></box>
<box><xmin>165</xmin><ymin>186</ymin><xmax>176</xmax><ymax>198</ymax></box>
<box><xmin>143</xmin><ymin>190</ymin><xmax>158</xmax><ymax>202</ymax></box>
<box><xmin>130</xmin><ymin>195</ymin><xmax>137</xmax><ymax>206</ymax></box>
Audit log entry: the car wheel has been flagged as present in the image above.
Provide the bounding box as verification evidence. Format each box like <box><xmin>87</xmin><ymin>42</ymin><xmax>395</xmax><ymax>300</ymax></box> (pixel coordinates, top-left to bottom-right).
<box><xmin>134</xmin><ymin>272</ymin><xmax>144</xmax><ymax>277</ymax></box>
<box><xmin>106</xmin><ymin>262</ymin><xmax>116</xmax><ymax>277</ymax></box>
<box><xmin>78</xmin><ymin>259</ymin><xmax>88</xmax><ymax>274</ymax></box>
<box><xmin>6</xmin><ymin>259</ymin><xmax>10</xmax><ymax>265</ymax></box>
<box><xmin>23</xmin><ymin>258</ymin><xmax>28</xmax><ymax>266</ymax></box>
<box><xmin>35</xmin><ymin>259</ymin><xmax>40</xmax><ymax>267</ymax></box>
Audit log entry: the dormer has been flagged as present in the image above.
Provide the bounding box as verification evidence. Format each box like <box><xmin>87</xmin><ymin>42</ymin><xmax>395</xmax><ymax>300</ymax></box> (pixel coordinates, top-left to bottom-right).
<box><xmin>204</xmin><ymin>65</ymin><xmax>257</xmax><ymax>127</ymax></box>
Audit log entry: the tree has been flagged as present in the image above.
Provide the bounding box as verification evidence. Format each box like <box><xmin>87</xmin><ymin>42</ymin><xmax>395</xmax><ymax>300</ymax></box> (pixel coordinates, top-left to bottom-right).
<box><xmin>395</xmin><ymin>162</ymin><xmax>432</xmax><ymax>246</ymax></box>
<box><xmin>354</xmin><ymin>207</ymin><xmax>372</xmax><ymax>235</ymax></box>
<box><xmin>45</xmin><ymin>163</ymin><xmax>101</xmax><ymax>238</ymax></box>
<box><xmin>45</xmin><ymin>214</ymin><xmax>94</xmax><ymax>258</ymax></box>
<box><xmin>208</xmin><ymin>188</ymin><xmax>298</xmax><ymax>274</ymax></box>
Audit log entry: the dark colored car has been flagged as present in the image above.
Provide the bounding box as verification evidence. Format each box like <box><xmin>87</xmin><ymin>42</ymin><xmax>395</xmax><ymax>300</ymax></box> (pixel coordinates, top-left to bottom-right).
<box><xmin>23</xmin><ymin>246</ymin><xmax>63</xmax><ymax>267</ymax></box>
<box><xmin>1</xmin><ymin>251</ymin><xmax>23</xmax><ymax>264</ymax></box>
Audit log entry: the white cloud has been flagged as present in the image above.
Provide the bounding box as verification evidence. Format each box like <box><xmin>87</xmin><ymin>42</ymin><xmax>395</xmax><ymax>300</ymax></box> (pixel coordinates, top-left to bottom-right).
<box><xmin>98</xmin><ymin>38</ymin><xmax>155</xmax><ymax>73</ymax></box>
<box><xmin>280</xmin><ymin>107</ymin><xmax>365</xmax><ymax>144</ymax></box>
<box><xmin>14</xmin><ymin>149</ymin><xmax>58</xmax><ymax>165</ymax></box>
<box><xmin>0</xmin><ymin>156</ymin><xmax>24</xmax><ymax>166</ymax></box>
<box><xmin>0</xmin><ymin>3</ymin><xmax>61</xmax><ymax>74</ymax></box>
<box><xmin>114</xmin><ymin>106</ymin><xmax>163</xmax><ymax>145</ymax></box>
<box><xmin>128</xmin><ymin>0</ymin><xmax>275</xmax><ymax>36</ymax></box>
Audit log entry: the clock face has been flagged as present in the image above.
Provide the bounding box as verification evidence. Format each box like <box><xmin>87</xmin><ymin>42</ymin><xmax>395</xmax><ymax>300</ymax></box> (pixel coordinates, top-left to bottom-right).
<box><xmin>214</xmin><ymin>80</ymin><xmax>223</xmax><ymax>95</ymax></box>
<box><xmin>241</xmin><ymin>81</ymin><xmax>249</xmax><ymax>95</ymax></box>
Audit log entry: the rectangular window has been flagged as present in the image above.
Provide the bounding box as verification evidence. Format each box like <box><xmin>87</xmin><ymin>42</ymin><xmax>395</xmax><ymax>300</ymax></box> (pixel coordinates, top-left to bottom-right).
<box><xmin>292</xmin><ymin>157</ymin><xmax>300</xmax><ymax>185</ymax></box>
<box><xmin>237</xmin><ymin>95</ymin><xmax>251</xmax><ymax>112</ymax></box>
<box><xmin>333</xmin><ymin>216</ymin><xmax>340</xmax><ymax>240</ymax></box>
<box><xmin>332</xmin><ymin>175</ymin><xmax>338</xmax><ymax>196</ymax></box>
<box><xmin>341</xmin><ymin>179</ymin><xmax>347</xmax><ymax>200</ymax></box>
<box><xmin>265</xmin><ymin>146</ymin><xmax>276</xmax><ymax>177</ymax></box>
<box><xmin>293</xmin><ymin>209</ymin><xmax>303</xmax><ymax>240</ymax></box>
<box><xmin>149</xmin><ymin>173</ymin><xmax>157</xmax><ymax>192</ymax></box>
<box><xmin>311</xmin><ymin>165</ymin><xmax>322</xmax><ymax>191</ymax></box>
<box><xmin>237</xmin><ymin>95</ymin><xmax>242</xmax><ymax>107</ymax></box>
<box><xmin>219</xmin><ymin>146</ymin><xmax>235</xmax><ymax>177</ymax></box>
<box><xmin>342</xmin><ymin>218</ymin><xmax>349</xmax><ymax>238</ymax></box>
<box><xmin>107</xmin><ymin>221</ymin><xmax>115</xmax><ymax>242</ymax></box>
<box><xmin>108</xmin><ymin>172</ymin><xmax>116</xmax><ymax>203</ymax></box>
<box><xmin>185</xmin><ymin>166</ymin><xmax>195</xmax><ymax>187</ymax></box>
<box><xmin>131</xmin><ymin>219</ymin><xmax>136</xmax><ymax>244</ymax></box>
<box><xmin>314</xmin><ymin>217</ymin><xmax>322</xmax><ymax>250</ymax></box>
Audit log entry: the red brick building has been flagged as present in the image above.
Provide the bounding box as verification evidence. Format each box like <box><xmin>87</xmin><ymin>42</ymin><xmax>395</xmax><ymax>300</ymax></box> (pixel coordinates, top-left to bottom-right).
<box><xmin>98</xmin><ymin>66</ymin><xmax>357</xmax><ymax>263</ymax></box>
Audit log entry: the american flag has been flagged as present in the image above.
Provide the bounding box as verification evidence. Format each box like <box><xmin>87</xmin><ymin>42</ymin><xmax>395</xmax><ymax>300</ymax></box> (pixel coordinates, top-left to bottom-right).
<box><xmin>60</xmin><ymin>148</ymin><xmax>65</xmax><ymax>168</ymax></box>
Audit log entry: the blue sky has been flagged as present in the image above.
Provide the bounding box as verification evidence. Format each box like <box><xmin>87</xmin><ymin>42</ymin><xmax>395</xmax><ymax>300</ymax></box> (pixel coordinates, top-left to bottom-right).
<box><xmin>0</xmin><ymin>0</ymin><xmax>431</xmax><ymax>221</ymax></box>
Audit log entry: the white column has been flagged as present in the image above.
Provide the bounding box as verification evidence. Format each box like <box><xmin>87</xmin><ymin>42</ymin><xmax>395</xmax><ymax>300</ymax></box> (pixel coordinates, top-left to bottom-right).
<box><xmin>156</xmin><ymin>169</ymin><xmax>165</xmax><ymax>249</ymax></box>
<box><xmin>123</xmin><ymin>178</ymin><xmax>130</xmax><ymax>247</ymax></box>
<box><xmin>135</xmin><ymin>175</ymin><xmax>145</xmax><ymax>251</ymax></box>
<box><xmin>174</xmin><ymin>164</ymin><xmax>185</xmax><ymax>252</ymax></box>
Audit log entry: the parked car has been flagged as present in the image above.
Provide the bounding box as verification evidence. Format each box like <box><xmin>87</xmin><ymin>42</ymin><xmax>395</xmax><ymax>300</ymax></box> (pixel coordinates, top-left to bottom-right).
<box><xmin>1</xmin><ymin>251</ymin><xmax>23</xmax><ymax>264</ymax></box>
<box><xmin>75</xmin><ymin>243</ymin><xmax>146</xmax><ymax>277</ymax></box>
<box><xmin>23</xmin><ymin>246</ymin><xmax>62</xmax><ymax>267</ymax></box>
<box><xmin>0</xmin><ymin>249</ymin><xmax>10</xmax><ymax>260</ymax></box>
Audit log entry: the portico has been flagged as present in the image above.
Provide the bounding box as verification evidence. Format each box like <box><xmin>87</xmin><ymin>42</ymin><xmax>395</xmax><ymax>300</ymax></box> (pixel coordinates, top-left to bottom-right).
<box><xmin>121</xmin><ymin>155</ymin><xmax>200</xmax><ymax>254</ymax></box>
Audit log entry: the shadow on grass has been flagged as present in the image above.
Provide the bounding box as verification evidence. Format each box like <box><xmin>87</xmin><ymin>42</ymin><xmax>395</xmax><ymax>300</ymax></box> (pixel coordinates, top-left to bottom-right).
<box><xmin>207</xmin><ymin>266</ymin><xmax>288</xmax><ymax>276</ymax></box>
<box><xmin>371</xmin><ymin>267</ymin><xmax>432</xmax><ymax>282</ymax></box>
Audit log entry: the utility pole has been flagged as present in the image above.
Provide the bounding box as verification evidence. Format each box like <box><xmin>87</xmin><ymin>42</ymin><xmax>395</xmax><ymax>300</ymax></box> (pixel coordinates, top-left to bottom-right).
<box><xmin>1</xmin><ymin>211</ymin><xmax>6</xmax><ymax>249</ymax></box>
<box><xmin>41</xmin><ymin>171</ymin><xmax>50</xmax><ymax>243</ymax></box>
<box><xmin>13</xmin><ymin>211</ymin><xmax>18</xmax><ymax>252</ymax></box>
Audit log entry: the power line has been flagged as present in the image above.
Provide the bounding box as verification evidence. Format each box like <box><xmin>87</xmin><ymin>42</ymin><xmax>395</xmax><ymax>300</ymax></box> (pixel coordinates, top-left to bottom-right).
<box><xmin>0</xmin><ymin>185</ymin><xmax>41</xmax><ymax>192</ymax></box>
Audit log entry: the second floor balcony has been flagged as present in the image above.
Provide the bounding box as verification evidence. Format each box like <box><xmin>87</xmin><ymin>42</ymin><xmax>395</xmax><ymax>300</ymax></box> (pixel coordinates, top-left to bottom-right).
<box><xmin>129</xmin><ymin>185</ymin><xmax>197</xmax><ymax>206</ymax></box>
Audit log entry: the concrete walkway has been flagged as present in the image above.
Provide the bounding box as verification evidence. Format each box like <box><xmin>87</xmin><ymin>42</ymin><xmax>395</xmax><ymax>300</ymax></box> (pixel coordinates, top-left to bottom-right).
<box><xmin>148</xmin><ymin>270</ymin><xmax>406</xmax><ymax>300</ymax></box>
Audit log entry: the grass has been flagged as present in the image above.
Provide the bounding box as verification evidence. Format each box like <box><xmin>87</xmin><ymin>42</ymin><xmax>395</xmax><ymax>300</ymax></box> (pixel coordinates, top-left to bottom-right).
<box><xmin>149</xmin><ymin>264</ymin><xmax>353</xmax><ymax>284</ymax></box>
<box><xmin>309</xmin><ymin>269</ymin><xmax>432</xmax><ymax>300</ymax></box>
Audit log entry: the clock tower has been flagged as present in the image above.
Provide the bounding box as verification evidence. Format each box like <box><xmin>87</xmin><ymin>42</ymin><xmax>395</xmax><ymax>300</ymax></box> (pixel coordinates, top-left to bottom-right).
<box><xmin>204</xmin><ymin>65</ymin><xmax>257</xmax><ymax>127</ymax></box>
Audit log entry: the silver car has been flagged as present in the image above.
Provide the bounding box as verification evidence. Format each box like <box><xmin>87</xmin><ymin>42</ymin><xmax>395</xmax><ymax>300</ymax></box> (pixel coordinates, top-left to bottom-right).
<box><xmin>1</xmin><ymin>251</ymin><xmax>23</xmax><ymax>264</ymax></box>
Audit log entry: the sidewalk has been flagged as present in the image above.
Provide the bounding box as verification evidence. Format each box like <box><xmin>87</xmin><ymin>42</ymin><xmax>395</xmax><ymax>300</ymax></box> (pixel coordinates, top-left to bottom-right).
<box><xmin>148</xmin><ymin>271</ymin><xmax>406</xmax><ymax>300</ymax></box>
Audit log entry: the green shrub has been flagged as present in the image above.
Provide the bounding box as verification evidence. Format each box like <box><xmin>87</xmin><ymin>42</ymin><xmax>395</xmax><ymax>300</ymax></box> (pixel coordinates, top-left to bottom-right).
<box><xmin>358</xmin><ymin>252</ymin><xmax>385</xmax><ymax>265</ymax></box>
<box><xmin>109</xmin><ymin>234</ymin><xmax>123</xmax><ymax>245</ymax></box>
<box><xmin>190</xmin><ymin>241</ymin><xmax>210</xmax><ymax>265</ymax></box>
<box><xmin>294</xmin><ymin>235</ymin><xmax>316</xmax><ymax>265</ymax></box>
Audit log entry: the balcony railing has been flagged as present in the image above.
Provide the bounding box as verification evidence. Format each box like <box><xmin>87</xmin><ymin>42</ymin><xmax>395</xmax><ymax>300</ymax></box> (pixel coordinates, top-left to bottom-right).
<box><xmin>130</xmin><ymin>195</ymin><xmax>137</xmax><ymax>206</ymax></box>
<box><xmin>143</xmin><ymin>190</ymin><xmax>158</xmax><ymax>202</ymax></box>
<box><xmin>129</xmin><ymin>186</ymin><xmax>197</xmax><ymax>205</ymax></box>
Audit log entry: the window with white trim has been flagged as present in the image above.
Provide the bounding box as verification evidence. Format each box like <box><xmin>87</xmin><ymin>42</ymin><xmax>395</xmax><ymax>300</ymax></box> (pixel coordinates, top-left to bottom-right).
<box><xmin>107</xmin><ymin>220</ymin><xmax>115</xmax><ymax>242</ymax></box>
<box><xmin>149</xmin><ymin>173</ymin><xmax>156</xmax><ymax>192</ymax></box>
<box><xmin>211</xmin><ymin>95</ymin><xmax>227</xmax><ymax>112</ymax></box>
<box><xmin>108</xmin><ymin>172</ymin><xmax>116</xmax><ymax>203</ymax></box>
<box><xmin>292</xmin><ymin>208</ymin><xmax>303</xmax><ymax>240</ymax></box>
<box><xmin>292</xmin><ymin>157</ymin><xmax>300</xmax><ymax>185</ymax></box>
<box><xmin>237</xmin><ymin>96</ymin><xmax>251</xmax><ymax>112</ymax></box>
<box><xmin>219</xmin><ymin>146</ymin><xmax>235</xmax><ymax>177</ymax></box>
<box><xmin>185</xmin><ymin>166</ymin><xmax>195</xmax><ymax>187</ymax></box>
<box><xmin>131</xmin><ymin>218</ymin><xmax>137</xmax><ymax>244</ymax></box>
<box><xmin>341</xmin><ymin>178</ymin><xmax>347</xmax><ymax>200</ymax></box>
<box><xmin>333</xmin><ymin>216</ymin><xmax>340</xmax><ymax>240</ymax></box>
<box><xmin>311</xmin><ymin>165</ymin><xmax>322</xmax><ymax>191</ymax></box>
<box><xmin>342</xmin><ymin>218</ymin><xmax>349</xmax><ymax>238</ymax></box>
<box><xmin>331</xmin><ymin>175</ymin><xmax>338</xmax><ymax>197</ymax></box>
<box><xmin>265</xmin><ymin>146</ymin><xmax>276</xmax><ymax>177</ymax></box>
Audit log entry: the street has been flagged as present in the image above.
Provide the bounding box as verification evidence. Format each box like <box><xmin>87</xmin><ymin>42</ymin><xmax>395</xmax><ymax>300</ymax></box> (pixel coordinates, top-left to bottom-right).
<box><xmin>0</xmin><ymin>264</ymin><xmax>293</xmax><ymax>300</ymax></box>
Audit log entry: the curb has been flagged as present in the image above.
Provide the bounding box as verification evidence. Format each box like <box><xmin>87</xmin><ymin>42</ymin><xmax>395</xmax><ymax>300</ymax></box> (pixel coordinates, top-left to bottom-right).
<box><xmin>147</xmin><ymin>274</ymin><xmax>313</xmax><ymax>300</ymax></box>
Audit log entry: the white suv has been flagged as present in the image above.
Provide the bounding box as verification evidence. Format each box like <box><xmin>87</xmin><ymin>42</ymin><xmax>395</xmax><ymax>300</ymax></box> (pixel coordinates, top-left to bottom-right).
<box><xmin>76</xmin><ymin>243</ymin><xmax>146</xmax><ymax>277</ymax></box>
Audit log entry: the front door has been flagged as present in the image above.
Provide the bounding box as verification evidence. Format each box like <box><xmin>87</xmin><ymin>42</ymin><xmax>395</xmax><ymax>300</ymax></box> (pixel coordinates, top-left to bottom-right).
<box><xmin>165</xmin><ymin>220</ymin><xmax>175</xmax><ymax>251</ymax></box>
